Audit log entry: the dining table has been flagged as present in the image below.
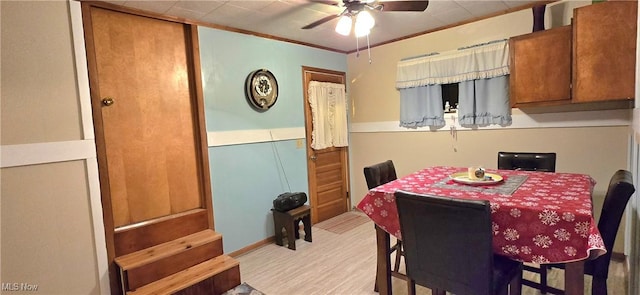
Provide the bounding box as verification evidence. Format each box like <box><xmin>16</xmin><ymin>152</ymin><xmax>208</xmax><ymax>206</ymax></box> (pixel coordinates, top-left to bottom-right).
<box><xmin>356</xmin><ymin>166</ymin><xmax>606</xmax><ymax>295</ymax></box>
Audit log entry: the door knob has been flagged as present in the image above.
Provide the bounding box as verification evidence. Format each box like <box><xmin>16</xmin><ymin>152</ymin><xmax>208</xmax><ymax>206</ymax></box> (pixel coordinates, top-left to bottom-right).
<box><xmin>102</xmin><ymin>97</ymin><xmax>114</xmax><ymax>106</ymax></box>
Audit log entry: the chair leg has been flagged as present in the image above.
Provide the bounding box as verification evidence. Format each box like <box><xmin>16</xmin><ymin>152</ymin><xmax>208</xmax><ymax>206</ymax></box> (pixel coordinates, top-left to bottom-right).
<box><xmin>407</xmin><ymin>279</ymin><xmax>416</xmax><ymax>295</ymax></box>
<box><xmin>592</xmin><ymin>277</ymin><xmax>608</xmax><ymax>295</ymax></box>
<box><xmin>509</xmin><ymin>268</ymin><xmax>522</xmax><ymax>295</ymax></box>
<box><xmin>393</xmin><ymin>241</ymin><xmax>403</xmax><ymax>272</ymax></box>
<box><xmin>539</xmin><ymin>265</ymin><xmax>548</xmax><ymax>294</ymax></box>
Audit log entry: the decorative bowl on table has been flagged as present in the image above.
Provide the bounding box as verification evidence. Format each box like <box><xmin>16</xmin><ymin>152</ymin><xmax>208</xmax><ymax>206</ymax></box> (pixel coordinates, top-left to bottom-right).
<box><xmin>450</xmin><ymin>172</ymin><xmax>504</xmax><ymax>185</ymax></box>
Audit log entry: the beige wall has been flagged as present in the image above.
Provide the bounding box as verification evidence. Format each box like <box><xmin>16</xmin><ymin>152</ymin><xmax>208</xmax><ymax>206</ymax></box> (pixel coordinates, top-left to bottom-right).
<box><xmin>1</xmin><ymin>1</ymin><xmax>82</xmax><ymax>144</ymax></box>
<box><xmin>347</xmin><ymin>0</ymin><xmax>632</xmax><ymax>253</ymax></box>
<box><xmin>1</xmin><ymin>1</ymin><xmax>101</xmax><ymax>293</ymax></box>
<box><xmin>1</xmin><ymin>162</ymin><xmax>99</xmax><ymax>294</ymax></box>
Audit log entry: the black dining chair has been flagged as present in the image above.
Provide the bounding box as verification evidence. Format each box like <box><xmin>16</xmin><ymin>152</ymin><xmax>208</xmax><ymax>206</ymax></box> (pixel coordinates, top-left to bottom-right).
<box><xmin>395</xmin><ymin>190</ymin><xmax>523</xmax><ymax>295</ymax></box>
<box><xmin>498</xmin><ymin>151</ymin><xmax>557</xmax><ymax>289</ymax></box>
<box><xmin>364</xmin><ymin>160</ymin><xmax>398</xmax><ymax>190</ymax></box>
<box><xmin>497</xmin><ymin>152</ymin><xmax>557</xmax><ymax>172</ymax></box>
<box><xmin>363</xmin><ymin>160</ymin><xmax>409</xmax><ymax>292</ymax></box>
<box><xmin>523</xmin><ymin>169</ymin><xmax>635</xmax><ymax>295</ymax></box>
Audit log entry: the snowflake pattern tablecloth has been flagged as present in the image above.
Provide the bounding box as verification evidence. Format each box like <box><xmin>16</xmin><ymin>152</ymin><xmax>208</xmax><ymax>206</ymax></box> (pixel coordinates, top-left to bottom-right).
<box><xmin>356</xmin><ymin>166</ymin><xmax>606</xmax><ymax>264</ymax></box>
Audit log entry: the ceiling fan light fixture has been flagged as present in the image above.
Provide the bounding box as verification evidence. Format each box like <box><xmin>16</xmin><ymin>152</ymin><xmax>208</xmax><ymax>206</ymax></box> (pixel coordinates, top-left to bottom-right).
<box><xmin>354</xmin><ymin>10</ymin><xmax>374</xmax><ymax>36</ymax></box>
<box><xmin>335</xmin><ymin>15</ymin><xmax>352</xmax><ymax>36</ymax></box>
<box><xmin>354</xmin><ymin>25</ymin><xmax>370</xmax><ymax>37</ymax></box>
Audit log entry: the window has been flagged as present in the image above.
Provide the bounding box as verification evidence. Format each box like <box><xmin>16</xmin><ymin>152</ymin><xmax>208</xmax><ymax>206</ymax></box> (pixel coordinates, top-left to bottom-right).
<box><xmin>442</xmin><ymin>83</ymin><xmax>458</xmax><ymax>113</ymax></box>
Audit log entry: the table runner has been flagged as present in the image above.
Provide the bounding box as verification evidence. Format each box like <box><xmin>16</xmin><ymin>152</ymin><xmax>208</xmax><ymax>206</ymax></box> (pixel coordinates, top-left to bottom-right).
<box><xmin>432</xmin><ymin>174</ymin><xmax>528</xmax><ymax>195</ymax></box>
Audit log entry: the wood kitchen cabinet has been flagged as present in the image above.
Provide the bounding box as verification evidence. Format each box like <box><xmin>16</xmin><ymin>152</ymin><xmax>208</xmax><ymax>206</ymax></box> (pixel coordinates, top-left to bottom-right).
<box><xmin>572</xmin><ymin>0</ymin><xmax>637</xmax><ymax>103</ymax></box>
<box><xmin>509</xmin><ymin>25</ymin><xmax>572</xmax><ymax>107</ymax></box>
<box><xmin>509</xmin><ymin>1</ymin><xmax>637</xmax><ymax>108</ymax></box>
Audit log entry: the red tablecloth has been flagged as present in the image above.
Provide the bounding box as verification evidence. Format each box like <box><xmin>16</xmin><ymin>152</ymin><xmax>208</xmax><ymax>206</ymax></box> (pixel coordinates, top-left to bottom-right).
<box><xmin>356</xmin><ymin>166</ymin><xmax>606</xmax><ymax>264</ymax></box>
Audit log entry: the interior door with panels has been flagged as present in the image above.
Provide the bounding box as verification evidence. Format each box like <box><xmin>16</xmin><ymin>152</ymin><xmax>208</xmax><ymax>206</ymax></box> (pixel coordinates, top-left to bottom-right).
<box><xmin>302</xmin><ymin>66</ymin><xmax>350</xmax><ymax>224</ymax></box>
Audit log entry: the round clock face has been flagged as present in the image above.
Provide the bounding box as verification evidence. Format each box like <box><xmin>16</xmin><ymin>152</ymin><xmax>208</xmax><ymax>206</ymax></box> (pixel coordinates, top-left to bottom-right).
<box><xmin>245</xmin><ymin>69</ymin><xmax>278</xmax><ymax>111</ymax></box>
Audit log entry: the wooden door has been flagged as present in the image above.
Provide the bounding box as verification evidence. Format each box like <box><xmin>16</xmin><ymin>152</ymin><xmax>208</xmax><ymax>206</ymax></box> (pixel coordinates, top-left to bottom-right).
<box><xmin>82</xmin><ymin>4</ymin><xmax>212</xmax><ymax>293</ymax></box>
<box><xmin>302</xmin><ymin>67</ymin><xmax>350</xmax><ymax>224</ymax></box>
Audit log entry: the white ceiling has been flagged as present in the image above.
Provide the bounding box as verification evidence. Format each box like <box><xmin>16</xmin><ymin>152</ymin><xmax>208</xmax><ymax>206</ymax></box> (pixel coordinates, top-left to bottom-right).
<box><xmin>100</xmin><ymin>0</ymin><xmax>543</xmax><ymax>52</ymax></box>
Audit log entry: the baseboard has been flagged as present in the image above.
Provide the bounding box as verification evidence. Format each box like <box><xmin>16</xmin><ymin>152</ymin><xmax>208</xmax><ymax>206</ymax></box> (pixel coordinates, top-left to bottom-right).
<box><xmin>228</xmin><ymin>236</ymin><xmax>276</xmax><ymax>258</ymax></box>
<box><xmin>611</xmin><ymin>252</ymin><xmax>626</xmax><ymax>262</ymax></box>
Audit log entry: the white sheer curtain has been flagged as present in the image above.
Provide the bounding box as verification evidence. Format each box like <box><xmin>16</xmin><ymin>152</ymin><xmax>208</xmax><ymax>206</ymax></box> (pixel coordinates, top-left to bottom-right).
<box><xmin>396</xmin><ymin>40</ymin><xmax>509</xmax><ymax>87</ymax></box>
<box><xmin>308</xmin><ymin>81</ymin><xmax>348</xmax><ymax>150</ymax></box>
<box><xmin>396</xmin><ymin>40</ymin><xmax>511</xmax><ymax>128</ymax></box>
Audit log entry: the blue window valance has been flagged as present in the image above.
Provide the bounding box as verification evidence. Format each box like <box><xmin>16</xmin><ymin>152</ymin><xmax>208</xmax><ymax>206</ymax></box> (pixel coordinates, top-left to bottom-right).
<box><xmin>396</xmin><ymin>40</ymin><xmax>512</xmax><ymax>128</ymax></box>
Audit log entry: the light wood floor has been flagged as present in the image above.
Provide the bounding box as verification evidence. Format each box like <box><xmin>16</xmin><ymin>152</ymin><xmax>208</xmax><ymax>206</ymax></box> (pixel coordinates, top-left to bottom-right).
<box><xmin>236</xmin><ymin>212</ymin><xmax>627</xmax><ymax>294</ymax></box>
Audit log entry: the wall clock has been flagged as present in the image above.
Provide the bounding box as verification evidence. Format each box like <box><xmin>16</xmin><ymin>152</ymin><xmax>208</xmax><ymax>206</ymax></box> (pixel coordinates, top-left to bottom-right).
<box><xmin>245</xmin><ymin>69</ymin><xmax>278</xmax><ymax>111</ymax></box>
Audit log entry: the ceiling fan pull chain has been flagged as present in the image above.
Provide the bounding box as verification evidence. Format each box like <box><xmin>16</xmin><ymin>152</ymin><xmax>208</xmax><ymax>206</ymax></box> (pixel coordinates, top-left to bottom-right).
<box><xmin>366</xmin><ymin>34</ymin><xmax>371</xmax><ymax>64</ymax></box>
<box><xmin>356</xmin><ymin>35</ymin><xmax>360</xmax><ymax>58</ymax></box>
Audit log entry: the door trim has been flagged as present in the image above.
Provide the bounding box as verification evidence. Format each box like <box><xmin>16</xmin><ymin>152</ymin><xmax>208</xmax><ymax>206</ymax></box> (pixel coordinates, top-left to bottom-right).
<box><xmin>69</xmin><ymin>1</ymin><xmax>110</xmax><ymax>293</ymax></box>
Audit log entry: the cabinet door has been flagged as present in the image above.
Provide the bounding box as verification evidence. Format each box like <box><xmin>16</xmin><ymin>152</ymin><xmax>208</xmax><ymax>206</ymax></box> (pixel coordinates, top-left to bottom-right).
<box><xmin>509</xmin><ymin>26</ymin><xmax>572</xmax><ymax>106</ymax></box>
<box><xmin>573</xmin><ymin>1</ymin><xmax>637</xmax><ymax>102</ymax></box>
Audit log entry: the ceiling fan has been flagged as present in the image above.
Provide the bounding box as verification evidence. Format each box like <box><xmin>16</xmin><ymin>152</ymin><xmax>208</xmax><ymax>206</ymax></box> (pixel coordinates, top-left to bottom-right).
<box><xmin>301</xmin><ymin>0</ymin><xmax>429</xmax><ymax>30</ymax></box>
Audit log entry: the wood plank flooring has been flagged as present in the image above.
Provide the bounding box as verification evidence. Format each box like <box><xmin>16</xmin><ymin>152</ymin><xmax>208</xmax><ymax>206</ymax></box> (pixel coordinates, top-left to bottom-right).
<box><xmin>236</xmin><ymin>212</ymin><xmax>627</xmax><ymax>294</ymax></box>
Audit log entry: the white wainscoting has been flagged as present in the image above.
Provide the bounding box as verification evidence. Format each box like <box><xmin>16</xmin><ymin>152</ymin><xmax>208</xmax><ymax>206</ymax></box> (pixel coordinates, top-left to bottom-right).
<box><xmin>1</xmin><ymin>140</ymin><xmax>97</xmax><ymax>168</ymax></box>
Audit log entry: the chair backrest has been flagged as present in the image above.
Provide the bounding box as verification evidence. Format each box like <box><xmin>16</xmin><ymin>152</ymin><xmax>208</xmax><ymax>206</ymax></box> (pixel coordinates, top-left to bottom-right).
<box><xmin>363</xmin><ymin>160</ymin><xmax>397</xmax><ymax>189</ymax></box>
<box><xmin>497</xmin><ymin>151</ymin><xmax>556</xmax><ymax>172</ymax></box>
<box><xmin>395</xmin><ymin>191</ymin><xmax>494</xmax><ymax>295</ymax></box>
<box><xmin>588</xmin><ymin>169</ymin><xmax>635</xmax><ymax>278</ymax></box>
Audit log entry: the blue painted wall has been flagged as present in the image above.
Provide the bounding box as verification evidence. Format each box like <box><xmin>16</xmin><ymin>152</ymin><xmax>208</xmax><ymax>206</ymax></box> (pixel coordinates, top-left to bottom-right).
<box><xmin>198</xmin><ymin>27</ymin><xmax>347</xmax><ymax>253</ymax></box>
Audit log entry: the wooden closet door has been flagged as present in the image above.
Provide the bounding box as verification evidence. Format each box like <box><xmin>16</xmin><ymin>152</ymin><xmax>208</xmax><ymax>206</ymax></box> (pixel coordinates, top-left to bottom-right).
<box><xmin>90</xmin><ymin>7</ymin><xmax>203</xmax><ymax>226</ymax></box>
<box><xmin>83</xmin><ymin>5</ymin><xmax>213</xmax><ymax>293</ymax></box>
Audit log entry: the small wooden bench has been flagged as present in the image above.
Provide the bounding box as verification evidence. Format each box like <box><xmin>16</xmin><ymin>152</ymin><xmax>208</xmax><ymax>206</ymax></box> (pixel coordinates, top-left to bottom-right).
<box><xmin>272</xmin><ymin>205</ymin><xmax>312</xmax><ymax>250</ymax></box>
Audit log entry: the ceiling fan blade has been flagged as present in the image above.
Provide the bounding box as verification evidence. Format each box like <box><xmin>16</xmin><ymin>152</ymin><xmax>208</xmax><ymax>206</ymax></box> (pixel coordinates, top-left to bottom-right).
<box><xmin>302</xmin><ymin>14</ymin><xmax>340</xmax><ymax>29</ymax></box>
<box><xmin>378</xmin><ymin>1</ymin><xmax>429</xmax><ymax>12</ymax></box>
<box><xmin>307</xmin><ymin>0</ymin><xmax>342</xmax><ymax>6</ymax></box>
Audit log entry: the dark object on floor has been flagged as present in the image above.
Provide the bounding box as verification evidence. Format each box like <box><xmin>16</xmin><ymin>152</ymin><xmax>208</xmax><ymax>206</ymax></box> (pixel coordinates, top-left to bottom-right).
<box><xmin>222</xmin><ymin>282</ymin><xmax>265</xmax><ymax>295</ymax></box>
<box><xmin>272</xmin><ymin>204</ymin><xmax>312</xmax><ymax>250</ymax></box>
<box><xmin>395</xmin><ymin>190</ymin><xmax>523</xmax><ymax>295</ymax></box>
<box><xmin>497</xmin><ymin>151</ymin><xmax>556</xmax><ymax>172</ymax></box>
<box><xmin>363</xmin><ymin>160</ymin><xmax>410</xmax><ymax>292</ymax></box>
<box><xmin>273</xmin><ymin>192</ymin><xmax>307</xmax><ymax>212</ymax></box>
<box><xmin>523</xmin><ymin>169</ymin><xmax>635</xmax><ymax>295</ymax></box>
